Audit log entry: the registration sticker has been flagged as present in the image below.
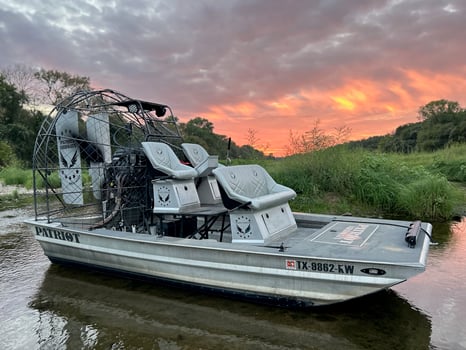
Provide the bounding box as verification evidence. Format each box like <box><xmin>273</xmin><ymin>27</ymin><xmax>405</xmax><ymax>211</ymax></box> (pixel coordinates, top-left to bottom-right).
<box><xmin>286</xmin><ymin>259</ymin><xmax>297</xmax><ymax>270</ymax></box>
<box><xmin>285</xmin><ymin>258</ymin><xmax>355</xmax><ymax>274</ymax></box>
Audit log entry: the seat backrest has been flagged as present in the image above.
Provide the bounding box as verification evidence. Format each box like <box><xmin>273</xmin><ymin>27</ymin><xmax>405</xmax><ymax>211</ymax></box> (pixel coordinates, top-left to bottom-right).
<box><xmin>181</xmin><ymin>143</ymin><xmax>210</xmax><ymax>167</ymax></box>
<box><xmin>181</xmin><ymin>143</ymin><xmax>219</xmax><ymax>177</ymax></box>
<box><xmin>142</xmin><ymin>142</ymin><xmax>198</xmax><ymax>179</ymax></box>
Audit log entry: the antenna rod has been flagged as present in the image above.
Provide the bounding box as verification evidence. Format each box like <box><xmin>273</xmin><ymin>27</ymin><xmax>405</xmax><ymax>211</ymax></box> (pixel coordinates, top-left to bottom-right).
<box><xmin>226</xmin><ymin>137</ymin><xmax>231</xmax><ymax>165</ymax></box>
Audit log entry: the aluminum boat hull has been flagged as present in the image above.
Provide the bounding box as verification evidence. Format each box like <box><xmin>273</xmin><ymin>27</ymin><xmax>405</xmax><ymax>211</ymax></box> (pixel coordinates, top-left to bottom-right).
<box><xmin>26</xmin><ymin>213</ymin><xmax>431</xmax><ymax>306</ymax></box>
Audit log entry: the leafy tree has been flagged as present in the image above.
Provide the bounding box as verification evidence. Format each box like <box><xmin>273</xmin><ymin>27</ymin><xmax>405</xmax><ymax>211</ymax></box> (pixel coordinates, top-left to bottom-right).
<box><xmin>1</xmin><ymin>64</ymin><xmax>40</xmax><ymax>105</ymax></box>
<box><xmin>238</xmin><ymin>144</ymin><xmax>266</xmax><ymax>159</ymax></box>
<box><xmin>34</xmin><ymin>69</ymin><xmax>91</xmax><ymax>105</ymax></box>
<box><xmin>416</xmin><ymin>100</ymin><xmax>466</xmax><ymax>151</ymax></box>
<box><xmin>182</xmin><ymin>117</ymin><xmax>220</xmax><ymax>153</ymax></box>
<box><xmin>2</xmin><ymin>65</ymin><xmax>92</xmax><ymax>107</ymax></box>
<box><xmin>0</xmin><ymin>141</ymin><xmax>15</xmax><ymax>168</ymax></box>
<box><xmin>184</xmin><ymin>117</ymin><xmax>214</xmax><ymax>133</ymax></box>
<box><xmin>179</xmin><ymin>117</ymin><xmax>266</xmax><ymax>160</ymax></box>
<box><xmin>418</xmin><ymin>99</ymin><xmax>463</xmax><ymax>121</ymax></box>
<box><xmin>0</xmin><ymin>75</ymin><xmax>45</xmax><ymax>167</ymax></box>
<box><xmin>180</xmin><ymin>117</ymin><xmax>231</xmax><ymax>159</ymax></box>
<box><xmin>350</xmin><ymin>100</ymin><xmax>466</xmax><ymax>153</ymax></box>
<box><xmin>0</xmin><ymin>75</ymin><xmax>27</xmax><ymax>124</ymax></box>
<box><xmin>347</xmin><ymin>135</ymin><xmax>385</xmax><ymax>151</ymax></box>
<box><xmin>9</xmin><ymin>109</ymin><xmax>45</xmax><ymax>165</ymax></box>
<box><xmin>378</xmin><ymin>123</ymin><xmax>421</xmax><ymax>153</ymax></box>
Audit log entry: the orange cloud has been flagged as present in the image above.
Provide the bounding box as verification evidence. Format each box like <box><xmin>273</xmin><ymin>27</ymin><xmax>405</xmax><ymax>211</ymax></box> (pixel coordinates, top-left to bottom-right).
<box><xmin>331</xmin><ymin>88</ymin><xmax>367</xmax><ymax>111</ymax></box>
<box><xmin>332</xmin><ymin>97</ymin><xmax>355</xmax><ymax>110</ymax></box>
<box><xmin>178</xmin><ymin>70</ymin><xmax>466</xmax><ymax>157</ymax></box>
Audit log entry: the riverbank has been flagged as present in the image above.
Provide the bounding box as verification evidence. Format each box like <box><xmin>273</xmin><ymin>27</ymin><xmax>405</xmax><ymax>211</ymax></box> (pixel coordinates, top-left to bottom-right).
<box><xmin>2</xmin><ymin>143</ymin><xmax>465</xmax><ymax>220</ymax></box>
<box><xmin>0</xmin><ymin>184</ymin><xmax>33</xmax><ymax>211</ymax></box>
<box><xmin>0</xmin><ymin>183</ymin><xmax>33</xmax><ymax>195</ymax></box>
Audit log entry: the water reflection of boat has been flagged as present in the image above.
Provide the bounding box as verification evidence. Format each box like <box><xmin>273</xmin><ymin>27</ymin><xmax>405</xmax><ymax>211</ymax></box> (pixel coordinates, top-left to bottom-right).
<box><xmin>30</xmin><ymin>265</ymin><xmax>431</xmax><ymax>350</ymax></box>
<box><xmin>25</xmin><ymin>89</ymin><xmax>433</xmax><ymax>306</ymax></box>
<box><xmin>394</xmin><ymin>218</ymin><xmax>466</xmax><ymax>350</ymax></box>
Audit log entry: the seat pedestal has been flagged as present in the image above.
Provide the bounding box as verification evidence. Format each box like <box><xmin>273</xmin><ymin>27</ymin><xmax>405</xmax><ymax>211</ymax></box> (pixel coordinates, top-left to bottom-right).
<box><xmin>152</xmin><ymin>179</ymin><xmax>200</xmax><ymax>214</ymax></box>
<box><xmin>230</xmin><ymin>203</ymin><xmax>297</xmax><ymax>244</ymax></box>
<box><xmin>197</xmin><ymin>175</ymin><xmax>222</xmax><ymax>205</ymax></box>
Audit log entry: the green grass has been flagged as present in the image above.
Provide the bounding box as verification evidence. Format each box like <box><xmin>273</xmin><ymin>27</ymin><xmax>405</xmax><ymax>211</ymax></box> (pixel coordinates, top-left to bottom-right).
<box><xmin>0</xmin><ymin>167</ymin><xmax>46</xmax><ymax>210</ymax></box>
<box><xmin>1</xmin><ymin>145</ymin><xmax>465</xmax><ymax>221</ymax></box>
<box><xmin>0</xmin><ymin>191</ymin><xmax>32</xmax><ymax>211</ymax></box>
<box><xmin>0</xmin><ymin>167</ymin><xmax>32</xmax><ymax>188</ymax></box>
<box><xmin>390</xmin><ymin>143</ymin><xmax>466</xmax><ymax>182</ymax></box>
<box><xmin>0</xmin><ymin>167</ymin><xmax>64</xmax><ymax>190</ymax></box>
<box><xmin>264</xmin><ymin>145</ymin><xmax>465</xmax><ymax>221</ymax></box>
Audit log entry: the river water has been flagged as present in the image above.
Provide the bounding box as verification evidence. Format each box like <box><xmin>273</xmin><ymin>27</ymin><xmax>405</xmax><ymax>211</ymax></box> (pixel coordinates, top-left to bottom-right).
<box><xmin>1</xmin><ymin>207</ymin><xmax>465</xmax><ymax>350</ymax></box>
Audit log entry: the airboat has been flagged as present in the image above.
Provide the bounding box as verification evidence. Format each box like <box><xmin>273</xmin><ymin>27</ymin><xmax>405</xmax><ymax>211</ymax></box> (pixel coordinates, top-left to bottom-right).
<box><xmin>25</xmin><ymin>89</ymin><xmax>432</xmax><ymax>306</ymax></box>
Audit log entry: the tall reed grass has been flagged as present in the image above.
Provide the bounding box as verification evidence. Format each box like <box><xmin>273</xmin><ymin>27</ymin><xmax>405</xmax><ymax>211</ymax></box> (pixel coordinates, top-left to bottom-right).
<box><xmin>0</xmin><ymin>167</ymin><xmax>32</xmax><ymax>188</ymax></box>
<box><xmin>391</xmin><ymin>143</ymin><xmax>466</xmax><ymax>182</ymax></box>
<box><xmin>0</xmin><ymin>167</ymin><xmax>83</xmax><ymax>190</ymax></box>
<box><xmin>1</xmin><ymin>145</ymin><xmax>464</xmax><ymax>221</ymax></box>
<box><xmin>266</xmin><ymin>145</ymin><xmax>464</xmax><ymax>221</ymax></box>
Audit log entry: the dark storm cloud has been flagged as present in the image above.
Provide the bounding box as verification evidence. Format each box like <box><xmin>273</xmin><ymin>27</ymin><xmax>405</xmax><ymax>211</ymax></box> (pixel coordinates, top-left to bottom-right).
<box><xmin>1</xmin><ymin>0</ymin><xmax>465</xmax><ymax>153</ymax></box>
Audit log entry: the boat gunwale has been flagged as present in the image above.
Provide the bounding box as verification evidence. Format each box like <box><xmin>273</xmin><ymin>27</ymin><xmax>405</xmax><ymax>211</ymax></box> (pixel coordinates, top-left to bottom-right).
<box><xmin>25</xmin><ymin>217</ymin><xmax>429</xmax><ymax>268</ymax></box>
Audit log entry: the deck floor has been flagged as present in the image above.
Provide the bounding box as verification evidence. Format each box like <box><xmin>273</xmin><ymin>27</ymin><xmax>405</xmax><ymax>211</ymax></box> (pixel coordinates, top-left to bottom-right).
<box><xmin>269</xmin><ymin>219</ymin><xmax>427</xmax><ymax>264</ymax></box>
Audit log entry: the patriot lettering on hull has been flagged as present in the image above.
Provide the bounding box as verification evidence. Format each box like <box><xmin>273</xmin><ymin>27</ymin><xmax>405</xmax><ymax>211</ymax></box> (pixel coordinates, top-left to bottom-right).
<box><xmin>35</xmin><ymin>227</ymin><xmax>81</xmax><ymax>244</ymax></box>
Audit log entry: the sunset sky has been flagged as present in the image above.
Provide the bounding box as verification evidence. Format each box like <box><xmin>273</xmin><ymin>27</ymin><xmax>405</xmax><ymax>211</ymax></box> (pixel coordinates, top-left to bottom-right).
<box><xmin>1</xmin><ymin>0</ymin><xmax>466</xmax><ymax>155</ymax></box>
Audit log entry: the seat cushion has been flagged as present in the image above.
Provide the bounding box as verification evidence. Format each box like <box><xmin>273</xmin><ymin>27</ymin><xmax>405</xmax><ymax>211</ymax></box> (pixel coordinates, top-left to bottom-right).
<box><xmin>142</xmin><ymin>142</ymin><xmax>198</xmax><ymax>179</ymax></box>
<box><xmin>213</xmin><ymin>165</ymin><xmax>296</xmax><ymax>210</ymax></box>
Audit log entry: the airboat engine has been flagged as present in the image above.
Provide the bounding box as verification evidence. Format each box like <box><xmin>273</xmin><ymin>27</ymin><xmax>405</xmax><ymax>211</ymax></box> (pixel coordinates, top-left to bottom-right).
<box><xmin>101</xmin><ymin>147</ymin><xmax>152</xmax><ymax>231</ymax></box>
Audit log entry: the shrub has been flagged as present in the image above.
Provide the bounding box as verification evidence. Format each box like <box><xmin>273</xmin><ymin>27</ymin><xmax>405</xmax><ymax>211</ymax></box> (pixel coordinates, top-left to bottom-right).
<box><xmin>0</xmin><ymin>141</ymin><xmax>15</xmax><ymax>168</ymax></box>
<box><xmin>264</xmin><ymin>146</ymin><xmax>463</xmax><ymax>221</ymax></box>
<box><xmin>399</xmin><ymin>175</ymin><xmax>458</xmax><ymax>220</ymax></box>
<box><xmin>0</xmin><ymin>167</ymin><xmax>30</xmax><ymax>186</ymax></box>
<box><xmin>354</xmin><ymin>155</ymin><xmax>397</xmax><ymax>209</ymax></box>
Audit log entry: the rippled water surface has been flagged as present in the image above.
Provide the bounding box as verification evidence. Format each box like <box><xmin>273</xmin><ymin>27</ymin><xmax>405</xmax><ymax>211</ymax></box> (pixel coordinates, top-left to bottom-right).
<box><xmin>1</xmin><ymin>207</ymin><xmax>465</xmax><ymax>349</ymax></box>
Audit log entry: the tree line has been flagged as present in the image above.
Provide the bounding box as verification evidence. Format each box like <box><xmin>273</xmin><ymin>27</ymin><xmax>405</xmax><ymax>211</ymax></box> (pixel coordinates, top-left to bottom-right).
<box><xmin>2</xmin><ymin>64</ymin><xmax>465</xmax><ymax>168</ymax></box>
<box><xmin>0</xmin><ymin>65</ymin><xmax>269</xmax><ymax>168</ymax></box>
<box><xmin>347</xmin><ymin>100</ymin><xmax>466</xmax><ymax>153</ymax></box>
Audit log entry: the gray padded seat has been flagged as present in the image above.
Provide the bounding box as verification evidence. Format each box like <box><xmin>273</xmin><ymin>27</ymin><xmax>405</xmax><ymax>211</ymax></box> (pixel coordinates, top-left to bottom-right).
<box><xmin>142</xmin><ymin>142</ymin><xmax>198</xmax><ymax>179</ymax></box>
<box><xmin>181</xmin><ymin>143</ymin><xmax>220</xmax><ymax>177</ymax></box>
<box><xmin>213</xmin><ymin>164</ymin><xmax>296</xmax><ymax>210</ymax></box>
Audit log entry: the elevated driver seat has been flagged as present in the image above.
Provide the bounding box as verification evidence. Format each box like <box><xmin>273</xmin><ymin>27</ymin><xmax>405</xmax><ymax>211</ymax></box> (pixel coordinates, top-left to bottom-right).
<box><xmin>181</xmin><ymin>143</ymin><xmax>222</xmax><ymax>205</ymax></box>
<box><xmin>142</xmin><ymin>142</ymin><xmax>200</xmax><ymax>213</ymax></box>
